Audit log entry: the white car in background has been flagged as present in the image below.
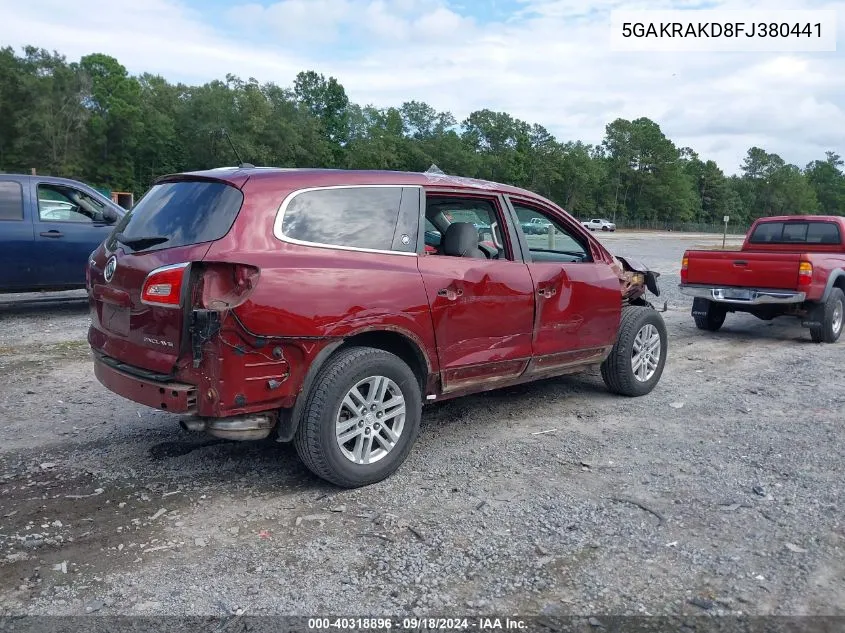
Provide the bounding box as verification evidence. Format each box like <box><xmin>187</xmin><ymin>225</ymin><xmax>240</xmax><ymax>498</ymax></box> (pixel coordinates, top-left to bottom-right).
<box><xmin>582</xmin><ymin>218</ymin><xmax>616</xmax><ymax>232</ymax></box>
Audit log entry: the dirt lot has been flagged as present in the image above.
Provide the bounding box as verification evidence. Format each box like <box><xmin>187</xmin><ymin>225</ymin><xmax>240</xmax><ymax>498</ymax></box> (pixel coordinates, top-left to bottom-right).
<box><xmin>0</xmin><ymin>231</ymin><xmax>843</xmax><ymax>617</ymax></box>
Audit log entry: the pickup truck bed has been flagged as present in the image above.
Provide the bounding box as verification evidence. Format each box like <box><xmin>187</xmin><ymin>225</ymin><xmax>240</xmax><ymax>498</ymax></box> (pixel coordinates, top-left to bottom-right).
<box><xmin>682</xmin><ymin>250</ymin><xmax>802</xmax><ymax>291</ymax></box>
<box><xmin>679</xmin><ymin>215</ymin><xmax>845</xmax><ymax>343</ymax></box>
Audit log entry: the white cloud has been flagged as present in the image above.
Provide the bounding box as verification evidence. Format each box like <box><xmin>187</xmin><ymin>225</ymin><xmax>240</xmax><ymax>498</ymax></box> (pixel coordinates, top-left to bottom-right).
<box><xmin>1</xmin><ymin>0</ymin><xmax>843</xmax><ymax>173</ymax></box>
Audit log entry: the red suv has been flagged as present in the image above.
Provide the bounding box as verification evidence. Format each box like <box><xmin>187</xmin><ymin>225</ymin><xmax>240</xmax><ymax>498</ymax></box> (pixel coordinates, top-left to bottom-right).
<box><xmin>88</xmin><ymin>167</ymin><xmax>667</xmax><ymax>487</ymax></box>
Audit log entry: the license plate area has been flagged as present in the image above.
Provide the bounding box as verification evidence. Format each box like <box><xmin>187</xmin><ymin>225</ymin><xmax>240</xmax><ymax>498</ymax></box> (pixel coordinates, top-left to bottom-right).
<box><xmin>101</xmin><ymin>303</ymin><xmax>130</xmax><ymax>336</ymax></box>
<box><xmin>716</xmin><ymin>288</ymin><xmax>754</xmax><ymax>301</ymax></box>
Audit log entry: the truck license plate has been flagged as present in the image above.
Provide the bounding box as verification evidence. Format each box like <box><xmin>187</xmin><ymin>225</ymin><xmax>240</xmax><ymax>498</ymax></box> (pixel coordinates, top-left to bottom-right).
<box><xmin>721</xmin><ymin>289</ymin><xmax>753</xmax><ymax>300</ymax></box>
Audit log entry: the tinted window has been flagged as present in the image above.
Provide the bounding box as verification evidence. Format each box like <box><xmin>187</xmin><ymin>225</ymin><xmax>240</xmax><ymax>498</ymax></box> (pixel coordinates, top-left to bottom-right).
<box><xmin>807</xmin><ymin>222</ymin><xmax>841</xmax><ymax>244</ymax></box>
<box><xmin>108</xmin><ymin>181</ymin><xmax>244</xmax><ymax>252</ymax></box>
<box><xmin>513</xmin><ymin>203</ymin><xmax>591</xmax><ymax>263</ymax></box>
<box><xmin>281</xmin><ymin>187</ymin><xmax>406</xmax><ymax>252</ymax></box>
<box><xmin>749</xmin><ymin>221</ymin><xmax>841</xmax><ymax>245</ymax></box>
<box><xmin>0</xmin><ymin>181</ymin><xmax>23</xmax><ymax>221</ymax></box>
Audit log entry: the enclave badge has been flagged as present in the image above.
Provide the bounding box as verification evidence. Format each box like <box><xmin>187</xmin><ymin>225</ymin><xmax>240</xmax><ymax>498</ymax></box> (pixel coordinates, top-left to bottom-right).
<box><xmin>104</xmin><ymin>256</ymin><xmax>117</xmax><ymax>282</ymax></box>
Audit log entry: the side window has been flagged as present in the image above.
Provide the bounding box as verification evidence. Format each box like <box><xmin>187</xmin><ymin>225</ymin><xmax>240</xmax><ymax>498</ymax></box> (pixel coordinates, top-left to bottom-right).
<box><xmin>0</xmin><ymin>181</ymin><xmax>24</xmax><ymax>221</ymax></box>
<box><xmin>424</xmin><ymin>195</ymin><xmax>510</xmax><ymax>260</ymax></box>
<box><xmin>512</xmin><ymin>202</ymin><xmax>591</xmax><ymax>263</ymax></box>
<box><xmin>37</xmin><ymin>184</ymin><xmax>105</xmax><ymax>223</ymax></box>
<box><xmin>279</xmin><ymin>186</ymin><xmax>418</xmax><ymax>253</ymax></box>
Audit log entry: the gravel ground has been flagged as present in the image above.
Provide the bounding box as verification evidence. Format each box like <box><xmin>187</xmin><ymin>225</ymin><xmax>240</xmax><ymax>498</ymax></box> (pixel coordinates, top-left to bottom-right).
<box><xmin>0</xmin><ymin>231</ymin><xmax>843</xmax><ymax>618</ymax></box>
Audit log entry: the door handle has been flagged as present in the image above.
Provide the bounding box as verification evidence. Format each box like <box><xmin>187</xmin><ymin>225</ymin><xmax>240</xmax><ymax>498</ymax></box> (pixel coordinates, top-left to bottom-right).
<box><xmin>39</xmin><ymin>230</ymin><xmax>64</xmax><ymax>238</ymax></box>
<box><xmin>437</xmin><ymin>288</ymin><xmax>463</xmax><ymax>300</ymax></box>
<box><xmin>537</xmin><ymin>287</ymin><xmax>557</xmax><ymax>298</ymax></box>
<box><xmin>733</xmin><ymin>260</ymin><xmax>748</xmax><ymax>266</ymax></box>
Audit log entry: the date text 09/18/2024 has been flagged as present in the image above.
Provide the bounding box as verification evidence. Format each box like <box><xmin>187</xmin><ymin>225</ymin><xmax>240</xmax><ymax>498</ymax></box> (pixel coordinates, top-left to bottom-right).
<box><xmin>307</xmin><ymin>617</ymin><xmax>528</xmax><ymax>630</ymax></box>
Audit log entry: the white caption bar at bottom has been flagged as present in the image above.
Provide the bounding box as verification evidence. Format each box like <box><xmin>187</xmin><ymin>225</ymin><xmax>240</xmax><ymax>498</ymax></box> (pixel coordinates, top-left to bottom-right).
<box><xmin>610</xmin><ymin>10</ymin><xmax>837</xmax><ymax>52</ymax></box>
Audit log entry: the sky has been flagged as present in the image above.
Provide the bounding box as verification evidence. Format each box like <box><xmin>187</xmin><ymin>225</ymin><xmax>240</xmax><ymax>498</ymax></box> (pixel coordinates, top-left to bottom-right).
<box><xmin>1</xmin><ymin>0</ymin><xmax>843</xmax><ymax>174</ymax></box>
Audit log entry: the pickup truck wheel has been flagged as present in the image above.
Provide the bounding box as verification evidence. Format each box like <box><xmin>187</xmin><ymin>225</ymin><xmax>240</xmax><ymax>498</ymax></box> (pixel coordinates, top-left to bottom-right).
<box><xmin>693</xmin><ymin>300</ymin><xmax>727</xmax><ymax>331</ymax></box>
<box><xmin>601</xmin><ymin>306</ymin><xmax>668</xmax><ymax>397</ymax></box>
<box><xmin>809</xmin><ymin>288</ymin><xmax>844</xmax><ymax>343</ymax></box>
<box><xmin>293</xmin><ymin>347</ymin><xmax>422</xmax><ymax>488</ymax></box>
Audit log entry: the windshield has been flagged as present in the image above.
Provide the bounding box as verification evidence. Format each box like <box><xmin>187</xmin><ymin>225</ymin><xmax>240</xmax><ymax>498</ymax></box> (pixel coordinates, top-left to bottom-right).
<box><xmin>107</xmin><ymin>180</ymin><xmax>244</xmax><ymax>252</ymax></box>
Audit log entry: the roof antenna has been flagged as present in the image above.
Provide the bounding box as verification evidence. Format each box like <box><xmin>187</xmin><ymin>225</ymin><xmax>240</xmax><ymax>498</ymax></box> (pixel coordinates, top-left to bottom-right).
<box><xmin>219</xmin><ymin>128</ymin><xmax>254</xmax><ymax>168</ymax></box>
<box><xmin>425</xmin><ymin>164</ymin><xmax>445</xmax><ymax>175</ymax></box>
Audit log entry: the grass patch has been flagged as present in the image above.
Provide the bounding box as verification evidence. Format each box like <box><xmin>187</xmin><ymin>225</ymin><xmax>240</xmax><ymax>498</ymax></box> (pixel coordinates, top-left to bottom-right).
<box><xmin>0</xmin><ymin>339</ymin><xmax>89</xmax><ymax>357</ymax></box>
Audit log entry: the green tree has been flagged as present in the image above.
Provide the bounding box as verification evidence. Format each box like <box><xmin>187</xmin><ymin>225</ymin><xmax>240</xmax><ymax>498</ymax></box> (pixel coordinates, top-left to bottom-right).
<box><xmin>0</xmin><ymin>42</ymin><xmax>836</xmax><ymax>228</ymax></box>
<box><xmin>79</xmin><ymin>53</ymin><xmax>142</xmax><ymax>190</ymax></box>
<box><xmin>805</xmin><ymin>152</ymin><xmax>845</xmax><ymax>215</ymax></box>
<box><xmin>740</xmin><ymin>147</ymin><xmax>819</xmax><ymax>217</ymax></box>
<box><xmin>4</xmin><ymin>47</ymin><xmax>90</xmax><ymax>177</ymax></box>
<box><xmin>293</xmin><ymin>70</ymin><xmax>350</xmax><ymax>163</ymax></box>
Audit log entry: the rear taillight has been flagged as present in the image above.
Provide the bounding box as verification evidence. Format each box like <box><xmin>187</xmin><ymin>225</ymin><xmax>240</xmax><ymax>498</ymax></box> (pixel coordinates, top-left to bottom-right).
<box><xmin>141</xmin><ymin>263</ymin><xmax>189</xmax><ymax>308</ymax></box>
<box><xmin>680</xmin><ymin>255</ymin><xmax>689</xmax><ymax>283</ymax></box>
<box><xmin>798</xmin><ymin>261</ymin><xmax>813</xmax><ymax>286</ymax></box>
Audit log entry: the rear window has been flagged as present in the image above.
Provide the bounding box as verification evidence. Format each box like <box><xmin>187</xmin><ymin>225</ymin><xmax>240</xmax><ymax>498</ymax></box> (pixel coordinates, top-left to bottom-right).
<box><xmin>108</xmin><ymin>180</ymin><xmax>243</xmax><ymax>252</ymax></box>
<box><xmin>279</xmin><ymin>186</ymin><xmax>416</xmax><ymax>253</ymax></box>
<box><xmin>749</xmin><ymin>221</ymin><xmax>841</xmax><ymax>245</ymax></box>
<box><xmin>0</xmin><ymin>181</ymin><xmax>23</xmax><ymax>221</ymax></box>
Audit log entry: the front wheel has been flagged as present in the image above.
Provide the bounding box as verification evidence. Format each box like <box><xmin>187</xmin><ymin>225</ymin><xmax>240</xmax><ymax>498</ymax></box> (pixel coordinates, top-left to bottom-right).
<box><xmin>601</xmin><ymin>306</ymin><xmax>668</xmax><ymax>397</ymax></box>
<box><xmin>294</xmin><ymin>347</ymin><xmax>422</xmax><ymax>488</ymax></box>
<box><xmin>809</xmin><ymin>288</ymin><xmax>844</xmax><ymax>343</ymax></box>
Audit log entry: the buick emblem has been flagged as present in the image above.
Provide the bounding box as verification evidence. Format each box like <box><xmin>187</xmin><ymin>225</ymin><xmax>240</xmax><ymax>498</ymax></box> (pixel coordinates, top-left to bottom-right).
<box><xmin>104</xmin><ymin>256</ymin><xmax>117</xmax><ymax>282</ymax></box>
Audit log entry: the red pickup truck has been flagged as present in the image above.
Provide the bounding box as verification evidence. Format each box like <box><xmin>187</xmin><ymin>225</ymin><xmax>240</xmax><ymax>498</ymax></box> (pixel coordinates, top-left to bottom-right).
<box><xmin>680</xmin><ymin>215</ymin><xmax>845</xmax><ymax>343</ymax></box>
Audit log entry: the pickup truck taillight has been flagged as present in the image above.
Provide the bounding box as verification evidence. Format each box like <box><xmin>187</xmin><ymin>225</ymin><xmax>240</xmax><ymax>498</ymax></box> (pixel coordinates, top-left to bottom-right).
<box><xmin>141</xmin><ymin>263</ymin><xmax>190</xmax><ymax>308</ymax></box>
<box><xmin>680</xmin><ymin>255</ymin><xmax>689</xmax><ymax>284</ymax></box>
<box><xmin>798</xmin><ymin>261</ymin><xmax>813</xmax><ymax>286</ymax></box>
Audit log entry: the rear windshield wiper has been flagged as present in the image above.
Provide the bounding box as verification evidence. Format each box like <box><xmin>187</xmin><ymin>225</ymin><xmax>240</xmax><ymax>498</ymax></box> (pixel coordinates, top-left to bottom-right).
<box><xmin>115</xmin><ymin>232</ymin><xmax>169</xmax><ymax>250</ymax></box>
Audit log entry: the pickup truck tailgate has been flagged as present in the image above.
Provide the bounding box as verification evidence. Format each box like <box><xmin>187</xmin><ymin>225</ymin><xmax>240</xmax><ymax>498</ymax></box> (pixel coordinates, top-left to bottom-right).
<box><xmin>685</xmin><ymin>251</ymin><xmax>801</xmax><ymax>289</ymax></box>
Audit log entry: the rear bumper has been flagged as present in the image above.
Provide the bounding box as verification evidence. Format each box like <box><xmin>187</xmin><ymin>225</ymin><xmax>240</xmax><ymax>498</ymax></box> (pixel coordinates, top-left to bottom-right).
<box><xmin>679</xmin><ymin>284</ymin><xmax>806</xmax><ymax>305</ymax></box>
<box><xmin>93</xmin><ymin>355</ymin><xmax>198</xmax><ymax>413</ymax></box>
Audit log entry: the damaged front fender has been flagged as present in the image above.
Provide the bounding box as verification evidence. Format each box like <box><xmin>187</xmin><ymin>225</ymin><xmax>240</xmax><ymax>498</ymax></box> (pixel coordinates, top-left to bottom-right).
<box><xmin>615</xmin><ymin>255</ymin><xmax>661</xmax><ymax>297</ymax></box>
<box><xmin>610</xmin><ymin>255</ymin><xmax>662</xmax><ymax>304</ymax></box>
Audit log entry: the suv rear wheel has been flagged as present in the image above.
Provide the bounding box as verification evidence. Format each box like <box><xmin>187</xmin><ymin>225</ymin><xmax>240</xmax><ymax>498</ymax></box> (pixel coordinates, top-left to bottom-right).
<box><xmin>601</xmin><ymin>305</ymin><xmax>668</xmax><ymax>397</ymax></box>
<box><xmin>294</xmin><ymin>347</ymin><xmax>422</xmax><ymax>488</ymax></box>
<box><xmin>809</xmin><ymin>287</ymin><xmax>844</xmax><ymax>344</ymax></box>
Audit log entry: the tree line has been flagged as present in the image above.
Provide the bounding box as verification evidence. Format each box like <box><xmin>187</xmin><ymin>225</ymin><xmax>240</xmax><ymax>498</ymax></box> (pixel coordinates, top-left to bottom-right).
<box><xmin>1</xmin><ymin>46</ymin><xmax>843</xmax><ymax>227</ymax></box>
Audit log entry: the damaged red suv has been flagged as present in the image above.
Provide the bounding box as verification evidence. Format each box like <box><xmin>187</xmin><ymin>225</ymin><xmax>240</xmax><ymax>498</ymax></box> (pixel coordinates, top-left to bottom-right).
<box><xmin>88</xmin><ymin>167</ymin><xmax>667</xmax><ymax>487</ymax></box>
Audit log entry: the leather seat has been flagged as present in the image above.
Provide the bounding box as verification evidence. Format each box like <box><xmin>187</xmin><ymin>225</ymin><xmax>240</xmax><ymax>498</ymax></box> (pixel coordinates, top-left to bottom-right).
<box><xmin>441</xmin><ymin>222</ymin><xmax>486</xmax><ymax>259</ymax></box>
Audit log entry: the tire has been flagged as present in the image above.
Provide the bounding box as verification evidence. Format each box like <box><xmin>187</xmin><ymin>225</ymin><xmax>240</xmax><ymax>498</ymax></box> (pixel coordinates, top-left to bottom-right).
<box><xmin>293</xmin><ymin>347</ymin><xmax>422</xmax><ymax>488</ymax></box>
<box><xmin>602</xmin><ymin>226</ymin><xmax>609</xmax><ymax>231</ymax></box>
<box><xmin>693</xmin><ymin>300</ymin><xmax>727</xmax><ymax>331</ymax></box>
<box><xmin>601</xmin><ymin>305</ymin><xmax>668</xmax><ymax>397</ymax></box>
<box><xmin>809</xmin><ymin>288</ymin><xmax>844</xmax><ymax>344</ymax></box>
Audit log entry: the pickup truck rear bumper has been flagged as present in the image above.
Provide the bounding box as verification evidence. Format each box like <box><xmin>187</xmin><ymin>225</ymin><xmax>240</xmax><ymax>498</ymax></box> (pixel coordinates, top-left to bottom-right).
<box><xmin>679</xmin><ymin>285</ymin><xmax>806</xmax><ymax>305</ymax></box>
